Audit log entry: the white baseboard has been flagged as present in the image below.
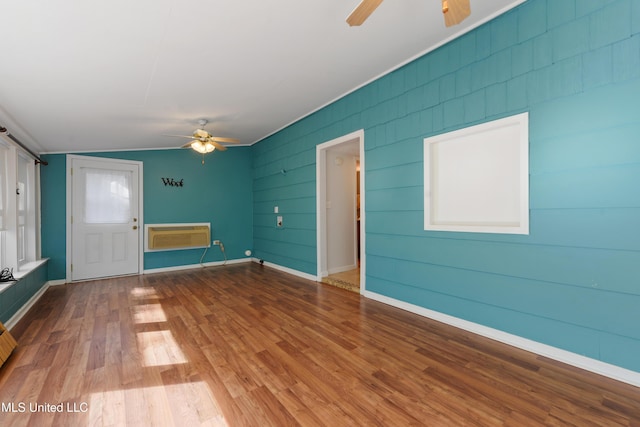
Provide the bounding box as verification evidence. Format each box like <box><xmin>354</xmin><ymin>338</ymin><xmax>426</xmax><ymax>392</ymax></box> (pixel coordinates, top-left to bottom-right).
<box><xmin>5</xmin><ymin>281</ymin><xmax>52</xmax><ymax>330</ymax></box>
<box><xmin>363</xmin><ymin>290</ymin><xmax>640</xmax><ymax>388</ymax></box>
<box><xmin>252</xmin><ymin>258</ymin><xmax>318</xmax><ymax>282</ymax></box>
<box><xmin>143</xmin><ymin>257</ymin><xmax>252</xmax><ymax>274</ymax></box>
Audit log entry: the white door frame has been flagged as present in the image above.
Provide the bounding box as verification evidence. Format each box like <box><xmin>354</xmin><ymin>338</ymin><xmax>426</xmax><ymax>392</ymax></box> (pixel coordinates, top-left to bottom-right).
<box><xmin>66</xmin><ymin>154</ymin><xmax>144</xmax><ymax>282</ymax></box>
<box><xmin>316</xmin><ymin>129</ymin><xmax>365</xmax><ymax>292</ymax></box>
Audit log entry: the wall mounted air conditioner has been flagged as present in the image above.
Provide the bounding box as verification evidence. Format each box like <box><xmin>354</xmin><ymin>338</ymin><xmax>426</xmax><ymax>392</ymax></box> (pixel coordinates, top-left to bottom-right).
<box><xmin>145</xmin><ymin>223</ymin><xmax>211</xmax><ymax>252</ymax></box>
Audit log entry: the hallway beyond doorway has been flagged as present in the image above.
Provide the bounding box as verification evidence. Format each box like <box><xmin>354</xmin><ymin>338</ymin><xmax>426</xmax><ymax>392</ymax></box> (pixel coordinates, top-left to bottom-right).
<box><xmin>321</xmin><ymin>267</ymin><xmax>360</xmax><ymax>293</ymax></box>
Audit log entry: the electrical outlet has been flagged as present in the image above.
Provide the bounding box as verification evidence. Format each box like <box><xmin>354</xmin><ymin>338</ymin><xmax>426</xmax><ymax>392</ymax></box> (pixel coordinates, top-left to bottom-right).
<box><xmin>276</xmin><ymin>216</ymin><xmax>283</xmax><ymax>228</ymax></box>
<box><xmin>213</xmin><ymin>240</ymin><xmax>220</xmax><ymax>245</ymax></box>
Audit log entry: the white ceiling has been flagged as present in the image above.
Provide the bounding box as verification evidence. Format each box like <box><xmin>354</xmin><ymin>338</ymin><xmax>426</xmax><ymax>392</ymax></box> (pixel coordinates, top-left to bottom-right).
<box><xmin>0</xmin><ymin>0</ymin><xmax>524</xmax><ymax>154</ymax></box>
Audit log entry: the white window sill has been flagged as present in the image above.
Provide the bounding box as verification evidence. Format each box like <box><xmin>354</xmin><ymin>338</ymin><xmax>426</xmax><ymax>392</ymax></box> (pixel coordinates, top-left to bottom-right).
<box><xmin>14</xmin><ymin>259</ymin><xmax>48</xmax><ymax>279</ymax></box>
<box><xmin>0</xmin><ymin>259</ymin><xmax>48</xmax><ymax>294</ymax></box>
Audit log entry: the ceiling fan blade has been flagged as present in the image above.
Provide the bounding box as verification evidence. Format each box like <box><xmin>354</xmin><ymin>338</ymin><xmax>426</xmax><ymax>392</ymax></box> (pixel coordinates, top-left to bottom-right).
<box><xmin>442</xmin><ymin>0</ymin><xmax>470</xmax><ymax>27</ymax></box>
<box><xmin>209</xmin><ymin>136</ymin><xmax>240</xmax><ymax>144</ymax></box>
<box><xmin>164</xmin><ymin>134</ymin><xmax>196</xmax><ymax>139</ymax></box>
<box><xmin>207</xmin><ymin>139</ymin><xmax>227</xmax><ymax>151</ymax></box>
<box><xmin>180</xmin><ymin>141</ymin><xmax>195</xmax><ymax>148</ymax></box>
<box><xmin>346</xmin><ymin>0</ymin><xmax>383</xmax><ymax>26</ymax></box>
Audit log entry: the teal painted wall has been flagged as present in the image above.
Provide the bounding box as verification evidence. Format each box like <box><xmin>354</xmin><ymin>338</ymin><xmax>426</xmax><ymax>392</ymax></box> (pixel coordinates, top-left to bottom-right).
<box><xmin>0</xmin><ymin>262</ymin><xmax>48</xmax><ymax>323</ymax></box>
<box><xmin>251</xmin><ymin>0</ymin><xmax>640</xmax><ymax>372</ymax></box>
<box><xmin>41</xmin><ymin>147</ymin><xmax>253</xmax><ymax>279</ymax></box>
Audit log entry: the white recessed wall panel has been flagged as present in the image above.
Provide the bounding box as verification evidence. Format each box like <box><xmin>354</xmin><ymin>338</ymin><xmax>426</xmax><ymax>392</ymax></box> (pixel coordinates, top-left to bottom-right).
<box><xmin>112</xmin><ymin>232</ymin><xmax>127</xmax><ymax>262</ymax></box>
<box><xmin>85</xmin><ymin>233</ymin><xmax>103</xmax><ymax>264</ymax></box>
<box><xmin>424</xmin><ymin>113</ymin><xmax>529</xmax><ymax>234</ymax></box>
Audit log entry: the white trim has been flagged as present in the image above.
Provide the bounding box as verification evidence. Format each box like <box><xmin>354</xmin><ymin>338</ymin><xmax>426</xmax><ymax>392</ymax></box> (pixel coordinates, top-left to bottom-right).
<box><xmin>40</xmin><ymin>145</ymin><xmax>252</xmax><ymax>155</ymax></box>
<box><xmin>66</xmin><ymin>155</ymin><xmax>144</xmax><ymax>282</ymax></box>
<box><xmin>143</xmin><ymin>257</ymin><xmax>251</xmax><ymax>274</ymax></box>
<box><xmin>16</xmin><ymin>151</ymin><xmax>38</xmax><ymax>269</ymax></box>
<box><xmin>316</xmin><ymin>129</ymin><xmax>366</xmax><ymax>293</ymax></box>
<box><xmin>424</xmin><ymin>112</ymin><xmax>529</xmax><ymax>235</ymax></box>
<box><xmin>1</xmin><ymin>142</ymin><xmax>22</xmax><ymax>270</ymax></box>
<box><xmin>146</xmin><ymin>258</ymin><xmax>318</xmax><ymax>281</ymax></box>
<box><xmin>35</xmin><ymin>160</ymin><xmax>42</xmax><ymax>260</ymax></box>
<box><xmin>363</xmin><ymin>290</ymin><xmax>640</xmax><ymax>388</ymax></box>
<box><xmin>4</xmin><ymin>281</ymin><xmax>51</xmax><ymax>330</ymax></box>
<box><xmin>12</xmin><ymin>258</ymin><xmax>48</xmax><ymax>280</ymax></box>
<box><xmin>254</xmin><ymin>258</ymin><xmax>318</xmax><ymax>282</ymax></box>
<box><xmin>138</xmin><ymin>162</ymin><xmax>145</xmax><ymax>275</ymax></box>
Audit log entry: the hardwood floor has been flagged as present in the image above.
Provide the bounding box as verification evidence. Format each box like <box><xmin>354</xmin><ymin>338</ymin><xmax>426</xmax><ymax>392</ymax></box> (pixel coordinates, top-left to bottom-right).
<box><xmin>1</xmin><ymin>262</ymin><xmax>639</xmax><ymax>426</ymax></box>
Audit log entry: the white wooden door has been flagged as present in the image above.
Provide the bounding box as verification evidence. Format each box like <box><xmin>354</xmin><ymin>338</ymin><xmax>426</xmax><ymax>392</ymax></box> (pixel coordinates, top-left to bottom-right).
<box><xmin>70</xmin><ymin>156</ymin><xmax>141</xmax><ymax>281</ymax></box>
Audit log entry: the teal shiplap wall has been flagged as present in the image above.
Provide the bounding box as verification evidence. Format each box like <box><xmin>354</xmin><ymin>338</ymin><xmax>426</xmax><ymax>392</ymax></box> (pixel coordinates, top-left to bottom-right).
<box><xmin>41</xmin><ymin>147</ymin><xmax>253</xmax><ymax>279</ymax></box>
<box><xmin>40</xmin><ymin>153</ymin><xmax>68</xmax><ymax>279</ymax></box>
<box><xmin>0</xmin><ymin>262</ymin><xmax>48</xmax><ymax>323</ymax></box>
<box><xmin>251</xmin><ymin>0</ymin><xmax>640</xmax><ymax>372</ymax></box>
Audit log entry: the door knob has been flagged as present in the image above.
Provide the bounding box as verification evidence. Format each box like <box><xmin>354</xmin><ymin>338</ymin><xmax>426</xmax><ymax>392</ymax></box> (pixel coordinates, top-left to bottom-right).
<box><xmin>133</xmin><ymin>225</ymin><xmax>138</xmax><ymax>230</ymax></box>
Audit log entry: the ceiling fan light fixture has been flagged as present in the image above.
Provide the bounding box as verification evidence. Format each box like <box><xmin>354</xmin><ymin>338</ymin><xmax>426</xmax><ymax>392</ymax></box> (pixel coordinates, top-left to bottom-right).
<box><xmin>190</xmin><ymin>140</ymin><xmax>215</xmax><ymax>154</ymax></box>
<box><xmin>170</xmin><ymin>119</ymin><xmax>238</xmax><ymax>162</ymax></box>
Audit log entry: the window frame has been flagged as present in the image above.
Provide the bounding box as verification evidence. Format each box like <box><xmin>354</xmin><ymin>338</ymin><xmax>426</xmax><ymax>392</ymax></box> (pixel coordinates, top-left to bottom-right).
<box><xmin>0</xmin><ymin>134</ymin><xmax>41</xmax><ymax>273</ymax></box>
<box><xmin>0</xmin><ymin>141</ymin><xmax>7</xmax><ymax>268</ymax></box>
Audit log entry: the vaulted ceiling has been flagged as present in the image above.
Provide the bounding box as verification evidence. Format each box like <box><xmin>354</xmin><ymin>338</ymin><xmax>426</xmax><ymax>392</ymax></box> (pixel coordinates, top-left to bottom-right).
<box><xmin>0</xmin><ymin>0</ymin><xmax>523</xmax><ymax>154</ymax></box>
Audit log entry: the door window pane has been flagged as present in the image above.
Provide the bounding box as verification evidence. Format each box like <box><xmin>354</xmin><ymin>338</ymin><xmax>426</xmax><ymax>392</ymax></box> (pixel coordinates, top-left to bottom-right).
<box><xmin>83</xmin><ymin>168</ymin><xmax>132</xmax><ymax>224</ymax></box>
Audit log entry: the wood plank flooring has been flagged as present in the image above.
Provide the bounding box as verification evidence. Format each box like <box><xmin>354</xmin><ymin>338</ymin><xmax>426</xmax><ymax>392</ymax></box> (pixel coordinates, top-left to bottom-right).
<box><xmin>1</xmin><ymin>262</ymin><xmax>639</xmax><ymax>426</ymax></box>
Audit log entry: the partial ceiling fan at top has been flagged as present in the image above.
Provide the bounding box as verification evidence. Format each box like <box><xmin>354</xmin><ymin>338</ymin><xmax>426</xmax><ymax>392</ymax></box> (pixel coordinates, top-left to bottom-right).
<box><xmin>346</xmin><ymin>0</ymin><xmax>471</xmax><ymax>27</ymax></box>
<box><xmin>166</xmin><ymin>119</ymin><xmax>241</xmax><ymax>164</ymax></box>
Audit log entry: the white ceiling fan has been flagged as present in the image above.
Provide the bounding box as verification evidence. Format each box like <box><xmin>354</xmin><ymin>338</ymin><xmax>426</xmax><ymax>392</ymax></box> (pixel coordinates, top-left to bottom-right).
<box><xmin>167</xmin><ymin>119</ymin><xmax>240</xmax><ymax>164</ymax></box>
<box><xmin>347</xmin><ymin>0</ymin><xmax>471</xmax><ymax>27</ymax></box>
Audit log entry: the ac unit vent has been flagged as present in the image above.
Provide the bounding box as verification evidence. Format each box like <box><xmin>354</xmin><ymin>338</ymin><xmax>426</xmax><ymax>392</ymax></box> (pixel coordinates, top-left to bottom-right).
<box><xmin>145</xmin><ymin>223</ymin><xmax>211</xmax><ymax>251</ymax></box>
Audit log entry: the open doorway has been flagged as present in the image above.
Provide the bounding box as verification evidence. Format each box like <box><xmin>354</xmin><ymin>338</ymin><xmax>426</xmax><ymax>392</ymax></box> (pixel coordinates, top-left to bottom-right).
<box><xmin>316</xmin><ymin>130</ymin><xmax>365</xmax><ymax>293</ymax></box>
